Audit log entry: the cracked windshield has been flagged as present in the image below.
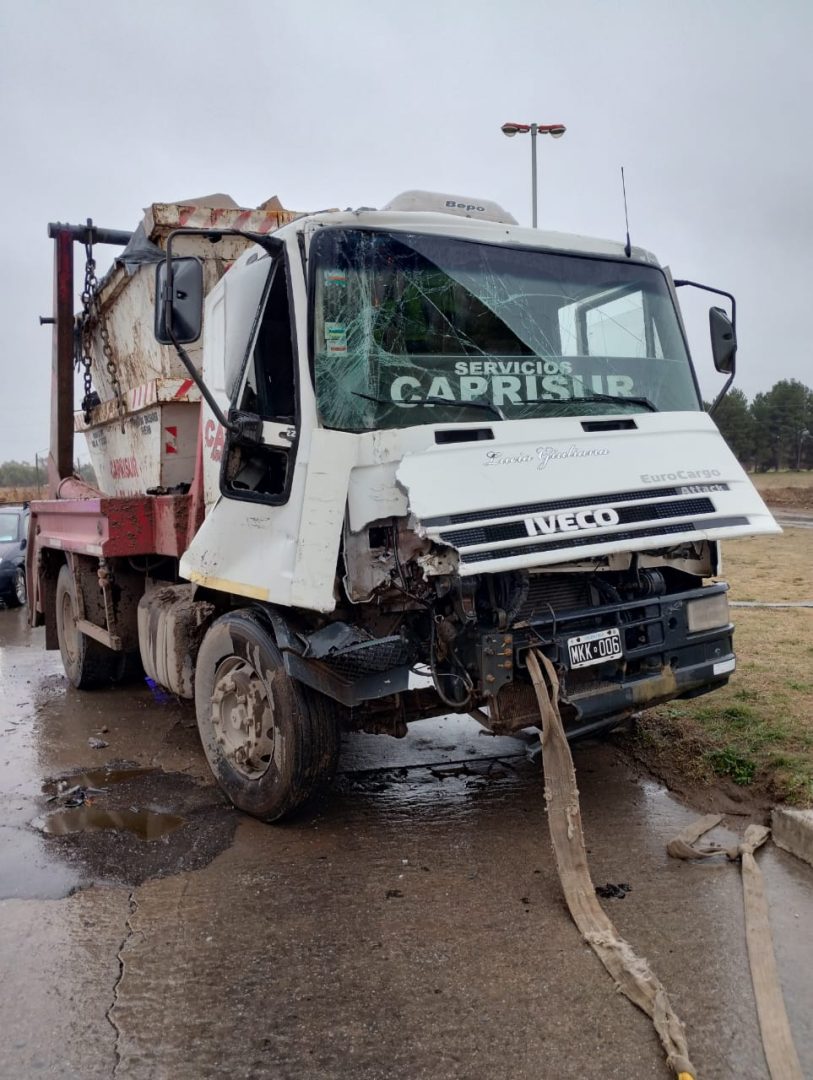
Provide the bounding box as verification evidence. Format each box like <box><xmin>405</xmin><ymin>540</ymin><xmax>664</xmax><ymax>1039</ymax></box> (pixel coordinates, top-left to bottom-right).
<box><xmin>312</xmin><ymin>229</ymin><xmax>700</xmax><ymax>431</ymax></box>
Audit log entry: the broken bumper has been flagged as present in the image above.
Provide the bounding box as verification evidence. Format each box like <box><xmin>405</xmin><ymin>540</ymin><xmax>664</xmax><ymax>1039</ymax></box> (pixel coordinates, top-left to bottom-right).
<box><xmin>512</xmin><ymin>583</ymin><xmax>734</xmax><ymax>737</ymax></box>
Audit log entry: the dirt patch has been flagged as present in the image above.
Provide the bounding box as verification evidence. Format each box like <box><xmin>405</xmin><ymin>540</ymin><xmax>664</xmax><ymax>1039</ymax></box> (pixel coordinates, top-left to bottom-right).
<box><xmin>623</xmin><ymin>607</ymin><xmax>813</xmax><ymax>808</ymax></box>
<box><xmin>618</xmin><ymin>716</ymin><xmax>777</xmax><ymax>817</ymax></box>
<box><xmin>763</xmin><ymin>487</ymin><xmax>813</xmax><ymax>510</ymax></box>
<box><xmin>751</xmin><ymin>471</ymin><xmax>813</xmax><ymax>509</ymax></box>
<box><xmin>620</xmin><ymin>524</ymin><xmax>813</xmax><ymax>809</ymax></box>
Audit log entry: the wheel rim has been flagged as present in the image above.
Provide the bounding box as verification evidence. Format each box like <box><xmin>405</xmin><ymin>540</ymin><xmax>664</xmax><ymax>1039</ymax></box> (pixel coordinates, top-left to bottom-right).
<box><xmin>14</xmin><ymin>570</ymin><xmax>25</xmax><ymax>605</ymax></box>
<box><xmin>210</xmin><ymin>656</ymin><xmax>275</xmax><ymax>780</ymax></box>
<box><xmin>60</xmin><ymin>587</ymin><xmax>79</xmax><ymax>665</ymax></box>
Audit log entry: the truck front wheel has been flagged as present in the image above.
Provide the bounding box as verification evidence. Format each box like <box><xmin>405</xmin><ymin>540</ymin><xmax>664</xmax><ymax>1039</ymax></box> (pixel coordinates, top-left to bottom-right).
<box><xmin>194</xmin><ymin>611</ymin><xmax>340</xmax><ymax>822</ymax></box>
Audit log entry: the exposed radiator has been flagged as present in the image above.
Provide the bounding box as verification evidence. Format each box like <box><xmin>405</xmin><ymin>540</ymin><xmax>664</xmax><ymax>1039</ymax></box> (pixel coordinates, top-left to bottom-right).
<box><xmin>516</xmin><ymin>574</ymin><xmax>591</xmax><ymax>622</ymax></box>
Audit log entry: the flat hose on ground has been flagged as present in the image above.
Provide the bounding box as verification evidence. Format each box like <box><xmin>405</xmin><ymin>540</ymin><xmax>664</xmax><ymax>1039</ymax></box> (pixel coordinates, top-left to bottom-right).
<box><xmin>527</xmin><ymin>649</ymin><xmax>696</xmax><ymax>1079</ymax></box>
<box><xmin>667</xmin><ymin>816</ymin><xmax>803</xmax><ymax>1080</ymax></box>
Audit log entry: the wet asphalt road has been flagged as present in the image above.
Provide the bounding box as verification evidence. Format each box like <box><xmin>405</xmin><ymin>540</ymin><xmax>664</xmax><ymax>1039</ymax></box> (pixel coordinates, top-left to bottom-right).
<box><xmin>1</xmin><ymin>607</ymin><xmax>812</xmax><ymax>1079</ymax></box>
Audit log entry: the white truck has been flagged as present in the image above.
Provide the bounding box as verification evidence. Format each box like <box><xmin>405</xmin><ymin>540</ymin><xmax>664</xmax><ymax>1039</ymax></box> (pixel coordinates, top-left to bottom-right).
<box><xmin>30</xmin><ymin>190</ymin><xmax>779</xmax><ymax>819</ymax></box>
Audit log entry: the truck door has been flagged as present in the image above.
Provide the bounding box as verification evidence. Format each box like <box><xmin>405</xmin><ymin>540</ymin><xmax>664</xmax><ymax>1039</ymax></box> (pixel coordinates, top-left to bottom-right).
<box><xmin>182</xmin><ymin>247</ymin><xmax>358</xmax><ymax>611</ymax></box>
<box><xmin>220</xmin><ymin>256</ymin><xmax>299</xmax><ymax>503</ymax></box>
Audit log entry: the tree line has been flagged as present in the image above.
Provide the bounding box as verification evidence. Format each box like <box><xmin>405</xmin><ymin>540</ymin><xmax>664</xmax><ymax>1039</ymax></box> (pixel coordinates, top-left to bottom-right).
<box><xmin>0</xmin><ymin>460</ymin><xmax>96</xmax><ymax>487</ymax></box>
<box><xmin>710</xmin><ymin>379</ymin><xmax>812</xmax><ymax>471</ymax></box>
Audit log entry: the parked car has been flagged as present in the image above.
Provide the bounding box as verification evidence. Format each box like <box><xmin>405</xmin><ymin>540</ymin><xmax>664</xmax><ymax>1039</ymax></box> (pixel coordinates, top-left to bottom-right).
<box><xmin>0</xmin><ymin>504</ymin><xmax>29</xmax><ymax>607</ymax></box>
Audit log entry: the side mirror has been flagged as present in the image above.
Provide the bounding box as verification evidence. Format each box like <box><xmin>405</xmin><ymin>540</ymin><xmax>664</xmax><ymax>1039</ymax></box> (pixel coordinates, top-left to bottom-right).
<box><xmin>709</xmin><ymin>305</ymin><xmax>736</xmax><ymax>374</ymax></box>
<box><xmin>154</xmin><ymin>257</ymin><xmax>203</xmax><ymax>344</ymax></box>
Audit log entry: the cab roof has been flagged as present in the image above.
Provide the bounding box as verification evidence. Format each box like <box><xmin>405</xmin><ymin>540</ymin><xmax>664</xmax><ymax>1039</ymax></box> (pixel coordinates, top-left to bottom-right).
<box><xmin>280</xmin><ymin>206</ymin><xmax>660</xmax><ymax>267</ymax></box>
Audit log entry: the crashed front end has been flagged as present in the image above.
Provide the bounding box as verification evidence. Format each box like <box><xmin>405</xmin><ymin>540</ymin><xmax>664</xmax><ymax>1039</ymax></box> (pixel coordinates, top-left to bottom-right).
<box><xmin>308</xmin><ymin>412</ymin><xmax>775</xmax><ymax>737</ymax></box>
<box><xmin>273</xmin><ymin>219</ymin><xmax>779</xmax><ymax>735</ymax></box>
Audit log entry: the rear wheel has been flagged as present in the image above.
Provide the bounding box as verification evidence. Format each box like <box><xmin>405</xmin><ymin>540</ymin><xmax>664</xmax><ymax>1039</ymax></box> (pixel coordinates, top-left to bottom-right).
<box><xmin>55</xmin><ymin>564</ymin><xmax>122</xmax><ymax>689</ymax></box>
<box><xmin>195</xmin><ymin>610</ymin><xmax>340</xmax><ymax>821</ymax></box>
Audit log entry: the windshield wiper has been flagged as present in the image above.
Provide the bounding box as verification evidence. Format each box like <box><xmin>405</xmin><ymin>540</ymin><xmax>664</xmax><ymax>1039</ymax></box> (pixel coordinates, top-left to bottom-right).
<box><xmin>352</xmin><ymin>391</ymin><xmax>505</xmax><ymax>421</ymax></box>
<box><xmin>556</xmin><ymin>391</ymin><xmax>659</xmax><ymax>413</ymax></box>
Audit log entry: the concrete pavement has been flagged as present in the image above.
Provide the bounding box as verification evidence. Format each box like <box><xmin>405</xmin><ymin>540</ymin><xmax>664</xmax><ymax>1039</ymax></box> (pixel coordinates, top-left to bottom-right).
<box><xmin>1</xmin><ymin>606</ymin><xmax>811</xmax><ymax>1079</ymax></box>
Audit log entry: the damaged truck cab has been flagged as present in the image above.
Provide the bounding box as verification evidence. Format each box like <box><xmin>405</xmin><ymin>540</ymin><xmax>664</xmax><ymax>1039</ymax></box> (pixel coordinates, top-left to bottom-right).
<box><xmin>31</xmin><ymin>191</ymin><xmax>779</xmax><ymax>820</ymax></box>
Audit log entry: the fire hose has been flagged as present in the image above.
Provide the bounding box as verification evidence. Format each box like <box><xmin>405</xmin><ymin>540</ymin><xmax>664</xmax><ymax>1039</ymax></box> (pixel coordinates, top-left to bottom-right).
<box><xmin>527</xmin><ymin>649</ymin><xmax>802</xmax><ymax>1080</ymax></box>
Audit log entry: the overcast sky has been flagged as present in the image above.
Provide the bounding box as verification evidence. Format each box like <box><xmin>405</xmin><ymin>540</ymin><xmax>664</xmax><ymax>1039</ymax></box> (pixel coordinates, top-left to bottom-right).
<box><xmin>0</xmin><ymin>0</ymin><xmax>810</xmax><ymax>463</ymax></box>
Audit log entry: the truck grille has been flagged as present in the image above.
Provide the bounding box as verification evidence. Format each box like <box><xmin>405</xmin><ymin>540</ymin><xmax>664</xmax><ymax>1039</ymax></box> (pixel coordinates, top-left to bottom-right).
<box><xmin>415</xmin><ymin>480</ymin><xmax>746</xmax><ymax>570</ymax></box>
<box><xmin>442</xmin><ymin>497</ymin><xmax>716</xmax><ymax>548</ymax></box>
<box><xmin>422</xmin><ymin>483</ymin><xmax>729</xmax><ymax>528</ymax></box>
<box><xmin>460</xmin><ymin>517</ymin><xmax>749</xmax><ymax>564</ymax></box>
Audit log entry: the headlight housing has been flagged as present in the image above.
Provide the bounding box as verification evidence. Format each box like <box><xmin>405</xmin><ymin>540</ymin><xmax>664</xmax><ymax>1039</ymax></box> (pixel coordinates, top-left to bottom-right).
<box><xmin>686</xmin><ymin>592</ymin><xmax>730</xmax><ymax>633</ymax></box>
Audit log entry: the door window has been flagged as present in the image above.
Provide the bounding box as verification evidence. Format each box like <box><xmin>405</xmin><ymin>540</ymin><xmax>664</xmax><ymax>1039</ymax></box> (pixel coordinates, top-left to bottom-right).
<box><xmin>223</xmin><ymin>261</ymin><xmax>298</xmax><ymax>503</ymax></box>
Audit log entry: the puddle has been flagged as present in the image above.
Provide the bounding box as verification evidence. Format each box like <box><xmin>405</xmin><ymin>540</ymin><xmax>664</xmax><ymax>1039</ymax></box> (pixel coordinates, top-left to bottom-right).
<box><xmin>38</xmin><ymin>767</ymin><xmax>185</xmax><ymax>840</ymax></box>
<box><xmin>0</xmin><ymin>824</ymin><xmax>83</xmax><ymax>900</ymax></box>
<box><xmin>35</xmin><ymin>806</ymin><xmax>185</xmax><ymax>840</ymax></box>
<box><xmin>0</xmin><ymin>642</ymin><xmax>233</xmax><ymax>899</ymax></box>
<box><xmin>42</xmin><ymin>767</ymin><xmax>156</xmax><ymax>798</ymax></box>
<box><xmin>12</xmin><ymin>760</ymin><xmax>234</xmax><ymax>897</ymax></box>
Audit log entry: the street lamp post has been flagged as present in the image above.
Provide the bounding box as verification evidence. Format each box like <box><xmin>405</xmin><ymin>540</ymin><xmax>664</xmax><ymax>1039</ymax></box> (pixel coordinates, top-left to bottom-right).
<box><xmin>501</xmin><ymin>120</ymin><xmax>566</xmax><ymax>228</ymax></box>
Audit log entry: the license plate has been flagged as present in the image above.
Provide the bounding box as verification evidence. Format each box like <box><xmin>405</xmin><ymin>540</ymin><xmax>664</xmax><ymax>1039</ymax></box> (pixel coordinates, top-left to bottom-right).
<box><xmin>567</xmin><ymin>628</ymin><xmax>622</xmax><ymax>669</ymax></box>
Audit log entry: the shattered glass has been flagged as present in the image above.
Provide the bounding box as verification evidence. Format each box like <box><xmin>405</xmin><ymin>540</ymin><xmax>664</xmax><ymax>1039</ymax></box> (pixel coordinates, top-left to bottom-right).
<box><xmin>310</xmin><ymin>229</ymin><xmax>700</xmax><ymax>432</ymax></box>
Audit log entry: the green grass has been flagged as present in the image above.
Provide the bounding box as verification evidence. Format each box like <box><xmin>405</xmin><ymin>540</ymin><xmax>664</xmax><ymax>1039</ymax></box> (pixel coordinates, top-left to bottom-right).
<box><xmin>706</xmin><ymin>748</ymin><xmax>757</xmax><ymax>786</ymax></box>
<box><xmin>629</xmin><ymin>605</ymin><xmax>813</xmax><ymax>807</ymax></box>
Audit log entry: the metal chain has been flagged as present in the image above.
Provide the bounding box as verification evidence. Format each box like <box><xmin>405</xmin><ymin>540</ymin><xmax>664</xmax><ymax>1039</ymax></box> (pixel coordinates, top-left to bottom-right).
<box><xmin>76</xmin><ymin>243</ymin><xmax>97</xmax><ymax>424</ymax></box>
<box><xmin>76</xmin><ymin>222</ymin><xmax>127</xmax><ymax>432</ymax></box>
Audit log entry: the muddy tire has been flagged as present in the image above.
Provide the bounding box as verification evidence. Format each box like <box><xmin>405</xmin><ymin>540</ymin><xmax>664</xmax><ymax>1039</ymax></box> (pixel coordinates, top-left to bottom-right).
<box><xmin>55</xmin><ymin>564</ymin><xmax>122</xmax><ymax>689</ymax></box>
<box><xmin>195</xmin><ymin>610</ymin><xmax>340</xmax><ymax>822</ymax></box>
<box><xmin>6</xmin><ymin>568</ymin><xmax>26</xmax><ymax>608</ymax></box>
